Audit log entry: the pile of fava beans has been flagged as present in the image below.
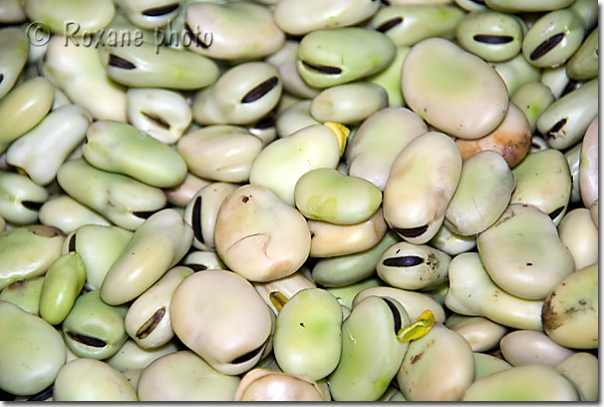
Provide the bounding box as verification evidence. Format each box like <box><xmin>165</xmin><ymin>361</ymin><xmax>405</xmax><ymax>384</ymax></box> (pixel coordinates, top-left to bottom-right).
<box><xmin>0</xmin><ymin>0</ymin><xmax>599</xmax><ymax>402</ymax></box>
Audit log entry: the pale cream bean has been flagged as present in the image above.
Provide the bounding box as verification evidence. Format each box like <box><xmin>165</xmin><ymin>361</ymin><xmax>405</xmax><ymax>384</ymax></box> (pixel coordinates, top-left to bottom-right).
<box><xmin>297</xmin><ymin>27</ymin><xmax>396</xmax><ymax>89</ymax></box>
<box><xmin>52</xmin><ymin>89</ymin><xmax>72</xmax><ymax>110</ymax></box>
<box><xmin>38</xmin><ymin>195</ymin><xmax>111</xmax><ymax>234</ymax></box>
<box><xmin>538</xmin><ymin>78</ymin><xmax>598</xmax><ymax>150</ymax></box>
<box><xmin>183</xmin><ymin>182</ymin><xmax>238</xmax><ymax>250</ymax></box>
<box><xmin>0</xmin><ymin>226</ymin><xmax>64</xmax><ymax>291</ymax></box>
<box><xmin>137</xmin><ymin>350</ymin><xmax>240</xmax><ymax>401</ymax></box>
<box><xmin>214</xmin><ymin>184</ymin><xmax>311</xmax><ymax>282</ymax></box>
<box><xmin>53</xmin><ymin>359</ymin><xmax>137</xmax><ymax>401</ymax></box>
<box><xmin>235</xmin><ymin>368</ymin><xmax>323</xmax><ymax>401</ymax></box>
<box><xmin>123</xmin><ymin>369</ymin><xmax>143</xmax><ymax>393</ymax></box>
<box><xmin>0</xmin><ymin>0</ymin><xmax>26</xmax><ymax>23</ymax></box>
<box><xmin>377</xmin><ymin>241</ymin><xmax>450</xmax><ymax>291</ymax></box>
<box><xmin>0</xmin><ymin>171</ymin><xmax>49</xmax><ymax>225</ymax></box>
<box><xmin>177</xmin><ymin>125</ymin><xmax>263</xmax><ymax>183</ymax></box>
<box><xmin>171</xmin><ymin>270</ymin><xmax>273</xmax><ymax>375</ymax></box>
<box><xmin>274</xmin><ymin>100</ymin><xmax>320</xmax><ymax>139</ymax></box>
<box><xmin>192</xmin><ymin>62</ymin><xmax>282</xmax><ymax>125</ymax></box>
<box><xmin>0</xmin><ymin>27</ymin><xmax>28</xmax><ymax>100</ymax></box>
<box><xmin>500</xmin><ymin>330</ymin><xmax>575</xmax><ymax>368</ymax></box>
<box><xmin>0</xmin><ymin>77</ymin><xmax>54</xmax><ymax>149</ymax></box>
<box><xmin>346</xmin><ymin>107</ymin><xmax>427</xmax><ymax>190</ymax></box>
<box><xmin>114</xmin><ymin>0</ymin><xmax>181</xmax><ymax>30</ymax></box>
<box><xmin>510</xmin><ymin>149</ymin><xmax>571</xmax><ymax>225</ymax></box>
<box><xmin>540</xmin><ymin>65</ymin><xmax>575</xmax><ymax>99</ymax></box>
<box><xmin>444</xmin><ymin>252</ymin><xmax>544</xmax><ymax>331</ymax></box>
<box><xmin>266</xmin><ymin>40</ymin><xmax>321</xmax><ymax>100</ymax></box>
<box><xmin>445</xmin><ymin>150</ymin><xmax>515</xmax><ymax>236</ymax></box>
<box><xmin>309</xmin><ymin>82</ymin><xmax>388</xmax><ymax>125</ymax></box>
<box><xmin>558</xmin><ymin>208</ymin><xmax>598</xmax><ymax>270</ymax></box>
<box><xmin>510</xmin><ymin>81</ymin><xmax>556</xmax><ymax>134</ymax></box>
<box><xmin>312</xmin><ymin>229</ymin><xmax>400</xmax><ymax>287</ymax></box>
<box><xmin>249</xmin><ymin>123</ymin><xmax>343</xmax><ymax>206</ymax></box>
<box><xmin>7</xmin><ymin>104</ymin><xmax>92</xmax><ymax>186</ymax></box>
<box><xmin>62</xmin><ymin>224</ymin><xmax>133</xmax><ymax>291</ymax></box>
<box><xmin>542</xmin><ymin>263</ymin><xmax>598</xmax><ymax>350</ymax></box>
<box><xmin>566</xmin><ymin>26</ymin><xmax>598</xmax><ymax>81</ymax></box>
<box><xmin>329</xmin><ymin>296</ymin><xmax>410</xmax><ymax>401</ymax></box>
<box><xmin>463</xmin><ymin>364</ymin><xmax>579</xmax><ymax>401</ymax></box>
<box><xmin>491</xmin><ymin>52</ymin><xmax>542</xmax><ymax>96</ymax></box>
<box><xmin>24</xmin><ymin>0</ymin><xmax>115</xmax><ymax>34</ymax></box>
<box><xmin>273</xmin><ymin>0</ymin><xmax>379</xmax><ymax>36</ymax></box>
<box><xmin>0</xmin><ymin>301</ymin><xmax>66</xmax><ymax>396</ymax></box>
<box><xmin>477</xmin><ymin>204</ymin><xmax>575</xmax><ymax>300</ymax></box>
<box><xmin>366</xmin><ymin>46</ymin><xmax>411</xmax><ymax>107</ymax></box>
<box><xmin>56</xmin><ymin>159</ymin><xmax>167</xmax><ymax>231</ymax></box>
<box><xmin>253</xmin><ymin>269</ymin><xmax>316</xmax><ymax>316</ymax></box>
<box><xmin>42</xmin><ymin>36</ymin><xmax>127</xmax><ymax>122</ymax></box>
<box><xmin>100</xmin><ymin>209</ymin><xmax>193</xmax><ymax>305</ymax></box>
<box><xmin>273</xmin><ymin>288</ymin><xmax>342</xmax><ymax>381</ymax></box>
<box><xmin>589</xmin><ymin>200</ymin><xmax>598</xmax><ymax>228</ymax></box>
<box><xmin>579</xmin><ymin>116</ymin><xmax>598</xmax><ymax>208</ymax></box>
<box><xmin>127</xmin><ymin>88</ymin><xmax>192</xmax><ymax>145</ymax></box>
<box><xmin>125</xmin><ymin>266</ymin><xmax>193</xmax><ymax>349</ymax></box>
<box><xmin>181</xmin><ymin>250</ymin><xmax>227</xmax><ymax>272</ymax></box>
<box><xmin>295</xmin><ymin>168</ymin><xmax>382</xmax><ymax>225</ymax></box>
<box><xmin>184</xmin><ymin>1</ymin><xmax>284</xmax><ymax>60</ymax></box>
<box><xmin>0</xmin><ymin>275</ymin><xmax>45</xmax><ymax>316</ymax></box>
<box><xmin>402</xmin><ymin>38</ymin><xmax>508</xmax><ymax>140</ymax></box>
<box><xmin>485</xmin><ymin>0</ymin><xmax>575</xmax><ymax>12</ymax></box>
<box><xmin>98</xmin><ymin>40</ymin><xmax>220</xmax><ymax>90</ymax></box>
<box><xmin>371</xmin><ymin>5</ymin><xmax>464</xmax><ymax>47</ymax></box>
<box><xmin>564</xmin><ymin>141</ymin><xmax>582</xmax><ymax>203</ymax></box>
<box><xmin>164</xmin><ymin>172</ymin><xmax>212</xmax><ymax>208</ymax></box>
<box><xmin>383</xmin><ymin>131</ymin><xmax>462</xmax><ymax>244</ymax></box>
<box><xmin>83</xmin><ymin>120</ymin><xmax>188</xmax><ymax>188</ymax></box>
<box><xmin>555</xmin><ymin>353</ymin><xmax>599</xmax><ymax>401</ymax></box>
<box><xmin>353</xmin><ymin>286</ymin><xmax>446</xmax><ymax>323</ymax></box>
<box><xmin>445</xmin><ymin>314</ymin><xmax>508</xmax><ymax>353</ymax></box>
<box><xmin>454</xmin><ymin>101</ymin><xmax>531</xmax><ymax>168</ymax></box>
<box><xmin>530</xmin><ymin>135</ymin><xmax>549</xmax><ymax>152</ymax></box>
<box><xmin>397</xmin><ymin>323</ymin><xmax>474</xmax><ymax>401</ymax></box>
<box><xmin>247</xmin><ymin>114</ymin><xmax>278</xmax><ymax>146</ymax></box>
<box><xmin>105</xmin><ymin>339</ymin><xmax>180</xmax><ymax>372</ymax></box>
<box><xmin>428</xmin><ymin>219</ymin><xmax>476</xmax><ymax>256</ymax></box>
<box><xmin>473</xmin><ymin>353</ymin><xmax>512</xmax><ymax>381</ymax></box>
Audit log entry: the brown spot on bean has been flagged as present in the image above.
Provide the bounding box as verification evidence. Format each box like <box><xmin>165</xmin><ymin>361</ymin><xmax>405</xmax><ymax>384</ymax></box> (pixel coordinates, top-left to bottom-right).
<box><xmin>411</xmin><ymin>352</ymin><xmax>423</xmax><ymax>364</ymax></box>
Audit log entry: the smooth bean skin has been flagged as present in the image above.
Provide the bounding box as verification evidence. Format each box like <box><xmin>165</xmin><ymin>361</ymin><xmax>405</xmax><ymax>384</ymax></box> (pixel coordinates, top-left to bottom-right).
<box><xmin>24</xmin><ymin>0</ymin><xmax>115</xmax><ymax>34</ymax></box>
<box><xmin>383</xmin><ymin>131</ymin><xmax>462</xmax><ymax>244</ymax></box>
<box><xmin>0</xmin><ymin>77</ymin><xmax>54</xmax><ymax>148</ymax></box>
<box><xmin>564</xmin><ymin>142</ymin><xmax>583</xmax><ymax>203</ymax></box>
<box><xmin>38</xmin><ymin>252</ymin><xmax>86</xmax><ymax>326</ymax></box>
<box><xmin>297</xmin><ymin>27</ymin><xmax>396</xmax><ymax>89</ymax></box>
<box><xmin>500</xmin><ymin>330</ymin><xmax>575</xmax><ymax>368</ymax></box>
<box><xmin>366</xmin><ymin>46</ymin><xmax>411</xmax><ymax>107</ymax></box>
<box><xmin>105</xmin><ymin>339</ymin><xmax>180</xmax><ymax>372</ymax></box>
<box><xmin>346</xmin><ymin>107</ymin><xmax>427</xmax><ymax>190</ymax></box>
<box><xmin>491</xmin><ymin>52</ymin><xmax>542</xmax><ymax>96</ymax></box>
<box><xmin>266</xmin><ymin>40</ymin><xmax>321</xmax><ymax>100</ymax></box>
<box><xmin>397</xmin><ymin>323</ymin><xmax>475</xmax><ymax>401</ymax></box>
<box><xmin>0</xmin><ymin>301</ymin><xmax>66</xmax><ymax>396</ymax></box>
<box><xmin>0</xmin><ymin>225</ymin><xmax>65</xmax><ymax>291</ymax></box>
<box><xmin>377</xmin><ymin>241</ymin><xmax>450</xmax><ymax>291</ymax></box>
<box><xmin>445</xmin><ymin>314</ymin><xmax>508</xmax><ymax>353</ymax></box>
<box><xmin>463</xmin><ymin>364</ymin><xmax>579</xmax><ymax>401</ymax></box>
<box><xmin>0</xmin><ymin>0</ymin><xmax>26</xmax><ymax>23</ymax></box>
<box><xmin>273</xmin><ymin>288</ymin><xmax>343</xmax><ymax>381</ymax></box>
<box><xmin>249</xmin><ymin>124</ymin><xmax>342</xmax><ymax>206</ymax></box>
<box><xmin>177</xmin><ymin>125</ymin><xmax>263</xmax><ymax>183</ymax></box>
<box><xmin>63</xmin><ymin>224</ymin><xmax>133</xmax><ymax>291</ymax></box>
<box><xmin>181</xmin><ymin>250</ymin><xmax>227</xmax><ymax>272</ymax></box>
<box><xmin>114</xmin><ymin>0</ymin><xmax>181</xmax><ymax>30</ymax></box>
<box><xmin>445</xmin><ymin>252</ymin><xmax>544</xmax><ymax>331</ymax></box>
<box><xmin>39</xmin><ymin>195</ymin><xmax>112</xmax><ymax>234</ymax></box>
<box><xmin>0</xmin><ymin>171</ymin><xmax>49</xmax><ymax>225</ymax></box>
<box><xmin>473</xmin><ymin>352</ymin><xmax>512</xmax><ymax>381</ymax></box>
<box><xmin>137</xmin><ymin>350</ymin><xmax>240</xmax><ymax>401</ymax></box>
<box><xmin>579</xmin><ymin>115</ymin><xmax>598</xmax><ymax>208</ymax></box>
<box><xmin>214</xmin><ymin>184</ymin><xmax>311</xmax><ymax>282</ymax></box>
<box><xmin>253</xmin><ymin>269</ymin><xmax>316</xmax><ymax>315</ymax></box>
<box><xmin>53</xmin><ymin>358</ymin><xmax>137</xmax><ymax>401</ymax></box>
<box><xmin>234</xmin><ymin>368</ymin><xmax>323</xmax><ymax>401</ymax></box>
<box><xmin>124</xmin><ymin>266</ymin><xmax>193</xmax><ymax>349</ymax></box>
<box><xmin>272</xmin><ymin>0</ymin><xmax>380</xmax><ymax>36</ymax></box>
<box><xmin>401</xmin><ymin>37</ymin><xmax>508</xmax><ymax>140</ymax></box>
<box><xmin>0</xmin><ymin>276</ymin><xmax>45</xmax><ymax>316</ymax></box>
<box><xmin>326</xmin><ymin>276</ymin><xmax>383</xmax><ymax>311</ymax></box>
<box><xmin>170</xmin><ymin>270</ymin><xmax>273</xmax><ymax>375</ymax></box>
<box><xmin>295</xmin><ymin>168</ymin><xmax>382</xmax><ymax>225</ymax></box>
<box><xmin>485</xmin><ymin>0</ymin><xmax>577</xmax><ymax>13</ymax></box>
<box><xmin>445</xmin><ymin>150</ymin><xmax>515</xmax><ymax>236</ymax></box>
<box><xmin>510</xmin><ymin>81</ymin><xmax>556</xmax><ymax>134</ymax></box>
<box><xmin>62</xmin><ymin>290</ymin><xmax>129</xmax><ymax>360</ymax></box>
<box><xmin>328</xmin><ymin>296</ymin><xmax>410</xmax><ymax>401</ymax></box>
<box><xmin>558</xmin><ymin>208</ymin><xmax>598</xmax><ymax>270</ymax></box>
<box><xmin>566</xmin><ymin>26</ymin><xmax>598</xmax><ymax>81</ymax></box>
<box><xmin>100</xmin><ymin>209</ymin><xmax>193</xmax><ymax>306</ymax></box>
<box><xmin>274</xmin><ymin>100</ymin><xmax>320</xmax><ymax>139</ymax></box>
<box><xmin>542</xmin><ymin>263</ymin><xmax>598</xmax><ymax>350</ymax></box>
<box><xmin>0</xmin><ymin>27</ymin><xmax>29</xmax><ymax>100</ymax></box>
<box><xmin>164</xmin><ymin>172</ymin><xmax>212</xmax><ymax>208</ymax></box>
<box><xmin>555</xmin><ymin>352</ymin><xmax>599</xmax><ymax>401</ymax></box>
<box><xmin>309</xmin><ymin>82</ymin><xmax>388</xmax><ymax>125</ymax></box>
